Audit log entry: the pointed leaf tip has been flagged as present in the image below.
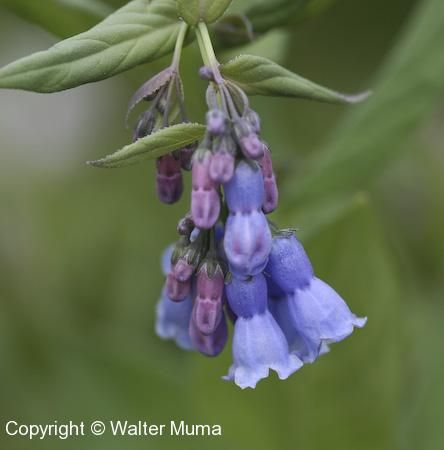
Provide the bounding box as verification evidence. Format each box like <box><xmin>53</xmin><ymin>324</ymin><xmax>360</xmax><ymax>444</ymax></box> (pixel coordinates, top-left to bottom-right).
<box><xmin>221</xmin><ymin>55</ymin><xmax>371</xmax><ymax>105</ymax></box>
<box><xmin>88</xmin><ymin>123</ymin><xmax>206</xmax><ymax>169</ymax></box>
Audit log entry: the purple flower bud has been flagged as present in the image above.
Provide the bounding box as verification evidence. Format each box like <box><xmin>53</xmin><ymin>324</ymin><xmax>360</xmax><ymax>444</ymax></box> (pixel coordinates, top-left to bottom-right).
<box><xmin>179</xmin><ymin>142</ymin><xmax>198</xmax><ymax>171</ymax></box>
<box><xmin>133</xmin><ymin>110</ymin><xmax>155</xmax><ymax>141</ymax></box>
<box><xmin>244</xmin><ymin>108</ymin><xmax>261</xmax><ymax>134</ymax></box>
<box><xmin>239</xmin><ymin>134</ymin><xmax>264</xmax><ymax>160</ymax></box>
<box><xmin>224</xmin><ymin>160</ymin><xmax>264</xmax><ymax>213</ymax></box>
<box><xmin>191</xmin><ymin>151</ymin><xmax>220</xmax><ymax>229</ymax></box>
<box><xmin>177</xmin><ymin>214</ymin><xmax>194</xmax><ymax>236</ymax></box>
<box><xmin>172</xmin><ymin>258</ymin><xmax>195</xmax><ymax>282</ymax></box>
<box><xmin>192</xmin><ymin>264</ymin><xmax>225</xmax><ymax>335</ymax></box>
<box><xmin>206</xmin><ymin>109</ymin><xmax>227</xmax><ymax>136</ymax></box>
<box><xmin>199</xmin><ymin>66</ymin><xmax>214</xmax><ymax>81</ymax></box>
<box><xmin>189</xmin><ymin>313</ymin><xmax>228</xmax><ymax>357</ymax></box>
<box><xmin>265</xmin><ymin>234</ymin><xmax>314</xmax><ymax>294</ymax></box>
<box><xmin>166</xmin><ymin>273</ymin><xmax>191</xmax><ymax>302</ymax></box>
<box><xmin>259</xmin><ymin>148</ymin><xmax>279</xmax><ymax>213</ymax></box>
<box><xmin>156</xmin><ymin>154</ymin><xmax>183</xmax><ymax>204</ymax></box>
<box><xmin>226</xmin><ymin>273</ymin><xmax>267</xmax><ymax>318</ymax></box>
<box><xmin>224</xmin><ymin>211</ymin><xmax>272</xmax><ymax>277</ymax></box>
<box><xmin>209</xmin><ymin>150</ymin><xmax>235</xmax><ymax>183</ymax></box>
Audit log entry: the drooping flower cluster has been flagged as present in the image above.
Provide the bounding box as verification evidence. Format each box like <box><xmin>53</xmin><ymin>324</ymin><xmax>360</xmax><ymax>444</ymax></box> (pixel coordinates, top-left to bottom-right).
<box><xmin>137</xmin><ymin>66</ymin><xmax>366</xmax><ymax>389</ymax></box>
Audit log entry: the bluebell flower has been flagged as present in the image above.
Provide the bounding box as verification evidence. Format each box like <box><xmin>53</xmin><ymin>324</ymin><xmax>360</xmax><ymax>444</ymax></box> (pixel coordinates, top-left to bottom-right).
<box><xmin>142</xmin><ymin>66</ymin><xmax>367</xmax><ymax>388</ymax></box>
<box><xmin>267</xmin><ymin>234</ymin><xmax>367</xmax><ymax>363</ymax></box>
<box><xmin>225</xmin><ymin>273</ymin><xmax>303</xmax><ymax>389</ymax></box>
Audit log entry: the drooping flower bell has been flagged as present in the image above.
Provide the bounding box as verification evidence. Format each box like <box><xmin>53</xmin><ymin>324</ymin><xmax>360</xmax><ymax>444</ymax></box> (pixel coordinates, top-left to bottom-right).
<box><xmin>266</xmin><ymin>232</ymin><xmax>367</xmax><ymax>363</ymax></box>
<box><xmin>225</xmin><ymin>273</ymin><xmax>303</xmax><ymax>388</ymax></box>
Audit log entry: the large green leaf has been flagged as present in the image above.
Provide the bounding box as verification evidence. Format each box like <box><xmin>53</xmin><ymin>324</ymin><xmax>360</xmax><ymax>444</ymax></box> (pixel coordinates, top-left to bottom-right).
<box><xmin>0</xmin><ymin>0</ymin><xmax>113</xmax><ymax>38</ymax></box>
<box><xmin>89</xmin><ymin>123</ymin><xmax>206</xmax><ymax>168</ymax></box>
<box><xmin>221</xmin><ymin>55</ymin><xmax>370</xmax><ymax>104</ymax></box>
<box><xmin>0</xmin><ymin>0</ymin><xmax>181</xmax><ymax>93</ymax></box>
<box><xmin>289</xmin><ymin>0</ymin><xmax>444</xmax><ymax>205</ymax></box>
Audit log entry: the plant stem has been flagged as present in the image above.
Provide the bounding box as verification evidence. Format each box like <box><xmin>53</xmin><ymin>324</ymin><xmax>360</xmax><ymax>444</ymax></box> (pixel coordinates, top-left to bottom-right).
<box><xmin>172</xmin><ymin>22</ymin><xmax>189</xmax><ymax>69</ymax></box>
<box><xmin>196</xmin><ymin>22</ymin><xmax>223</xmax><ymax>84</ymax></box>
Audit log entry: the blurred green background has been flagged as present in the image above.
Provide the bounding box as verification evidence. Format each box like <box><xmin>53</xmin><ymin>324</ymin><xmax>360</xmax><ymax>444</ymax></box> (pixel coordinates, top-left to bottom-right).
<box><xmin>0</xmin><ymin>0</ymin><xmax>443</xmax><ymax>449</ymax></box>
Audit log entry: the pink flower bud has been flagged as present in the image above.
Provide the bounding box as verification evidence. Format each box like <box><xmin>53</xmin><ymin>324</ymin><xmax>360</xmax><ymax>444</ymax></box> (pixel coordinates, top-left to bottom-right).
<box><xmin>189</xmin><ymin>313</ymin><xmax>228</xmax><ymax>357</ymax></box>
<box><xmin>192</xmin><ymin>265</ymin><xmax>225</xmax><ymax>335</ymax></box>
<box><xmin>191</xmin><ymin>151</ymin><xmax>220</xmax><ymax>229</ymax></box>
<box><xmin>156</xmin><ymin>154</ymin><xmax>183</xmax><ymax>204</ymax></box>
<box><xmin>172</xmin><ymin>258</ymin><xmax>195</xmax><ymax>282</ymax></box>
<box><xmin>179</xmin><ymin>143</ymin><xmax>198</xmax><ymax>171</ymax></box>
<box><xmin>259</xmin><ymin>148</ymin><xmax>279</xmax><ymax>214</ymax></box>
<box><xmin>239</xmin><ymin>134</ymin><xmax>264</xmax><ymax>160</ymax></box>
<box><xmin>166</xmin><ymin>273</ymin><xmax>190</xmax><ymax>302</ymax></box>
<box><xmin>209</xmin><ymin>150</ymin><xmax>235</xmax><ymax>183</ymax></box>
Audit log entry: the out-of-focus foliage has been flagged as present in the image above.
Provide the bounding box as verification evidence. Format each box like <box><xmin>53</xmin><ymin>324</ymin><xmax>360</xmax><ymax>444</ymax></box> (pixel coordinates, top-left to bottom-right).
<box><xmin>0</xmin><ymin>0</ymin><xmax>112</xmax><ymax>37</ymax></box>
<box><xmin>0</xmin><ymin>1</ymin><xmax>443</xmax><ymax>450</ymax></box>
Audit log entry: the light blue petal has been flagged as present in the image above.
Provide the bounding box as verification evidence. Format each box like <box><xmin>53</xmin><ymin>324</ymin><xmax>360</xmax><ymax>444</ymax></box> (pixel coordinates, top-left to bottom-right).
<box><xmin>155</xmin><ymin>289</ymin><xmax>194</xmax><ymax>351</ymax></box>
<box><xmin>223</xmin><ymin>310</ymin><xmax>303</xmax><ymax>389</ymax></box>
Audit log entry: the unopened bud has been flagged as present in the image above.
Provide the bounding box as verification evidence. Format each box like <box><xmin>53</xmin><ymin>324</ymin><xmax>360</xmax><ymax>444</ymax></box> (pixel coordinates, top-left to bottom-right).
<box><xmin>166</xmin><ymin>273</ymin><xmax>191</xmax><ymax>302</ymax></box>
<box><xmin>189</xmin><ymin>313</ymin><xmax>228</xmax><ymax>357</ymax></box>
<box><xmin>209</xmin><ymin>150</ymin><xmax>235</xmax><ymax>183</ymax></box>
<box><xmin>180</xmin><ymin>142</ymin><xmax>198</xmax><ymax>171</ymax></box>
<box><xmin>244</xmin><ymin>108</ymin><xmax>261</xmax><ymax>134</ymax></box>
<box><xmin>259</xmin><ymin>148</ymin><xmax>278</xmax><ymax>213</ymax></box>
<box><xmin>156</xmin><ymin>154</ymin><xmax>183</xmax><ymax>204</ymax></box>
<box><xmin>206</xmin><ymin>109</ymin><xmax>227</xmax><ymax>136</ymax></box>
<box><xmin>192</xmin><ymin>263</ymin><xmax>225</xmax><ymax>335</ymax></box>
<box><xmin>191</xmin><ymin>151</ymin><xmax>220</xmax><ymax>229</ymax></box>
<box><xmin>239</xmin><ymin>134</ymin><xmax>264</xmax><ymax>160</ymax></box>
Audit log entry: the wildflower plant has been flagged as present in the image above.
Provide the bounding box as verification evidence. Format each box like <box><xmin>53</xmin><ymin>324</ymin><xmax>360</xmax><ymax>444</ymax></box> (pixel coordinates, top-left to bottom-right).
<box><xmin>0</xmin><ymin>0</ymin><xmax>369</xmax><ymax>389</ymax></box>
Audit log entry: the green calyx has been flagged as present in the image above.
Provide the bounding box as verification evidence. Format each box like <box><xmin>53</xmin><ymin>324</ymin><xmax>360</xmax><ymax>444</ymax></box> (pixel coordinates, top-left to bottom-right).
<box><xmin>177</xmin><ymin>0</ymin><xmax>233</xmax><ymax>26</ymax></box>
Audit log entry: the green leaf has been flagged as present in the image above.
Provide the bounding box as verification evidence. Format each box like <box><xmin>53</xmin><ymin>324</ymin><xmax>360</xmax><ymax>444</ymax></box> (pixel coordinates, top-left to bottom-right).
<box><xmin>177</xmin><ymin>0</ymin><xmax>233</xmax><ymax>25</ymax></box>
<box><xmin>221</xmin><ymin>54</ymin><xmax>370</xmax><ymax>104</ymax></box>
<box><xmin>0</xmin><ymin>0</ymin><xmax>113</xmax><ymax>38</ymax></box>
<box><xmin>88</xmin><ymin>123</ymin><xmax>206</xmax><ymax>168</ymax></box>
<box><xmin>288</xmin><ymin>0</ymin><xmax>444</xmax><ymax>205</ymax></box>
<box><xmin>0</xmin><ymin>0</ymin><xmax>181</xmax><ymax>93</ymax></box>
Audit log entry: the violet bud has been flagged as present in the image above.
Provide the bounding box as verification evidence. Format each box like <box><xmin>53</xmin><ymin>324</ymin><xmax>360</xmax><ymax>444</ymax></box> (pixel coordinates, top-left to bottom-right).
<box><xmin>234</xmin><ymin>119</ymin><xmax>264</xmax><ymax>160</ymax></box>
<box><xmin>191</xmin><ymin>151</ymin><xmax>221</xmax><ymax>229</ymax></box>
<box><xmin>177</xmin><ymin>214</ymin><xmax>194</xmax><ymax>236</ymax></box>
<box><xmin>156</xmin><ymin>154</ymin><xmax>183</xmax><ymax>204</ymax></box>
<box><xmin>259</xmin><ymin>148</ymin><xmax>279</xmax><ymax>214</ymax></box>
<box><xmin>166</xmin><ymin>272</ymin><xmax>191</xmax><ymax>302</ymax></box>
<box><xmin>224</xmin><ymin>160</ymin><xmax>264</xmax><ymax>212</ymax></box>
<box><xmin>192</xmin><ymin>263</ymin><xmax>225</xmax><ymax>335</ymax></box>
<box><xmin>180</xmin><ymin>142</ymin><xmax>198</xmax><ymax>171</ymax></box>
<box><xmin>133</xmin><ymin>110</ymin><xmax>156</xmax><ymax>141</ymax></box>
<box><xmin>199</xmin><ymin>66</ymin><xmax>214</xmax><ymax>81</ymax></box>
<box><xmin>239</xmin><ymin>134</ymin><xmax>264</xmax><ymax>160</ymax></box>
<box><xmin>172</xmin><ymin>258</ymin><xmax>195</xmax><ymax>282</ymax></box>
<box><xmin>244</xmin><ymin>108</ymin><xmax>261</xmax><ymax>134</ymax></box>
<box><xmin>209</xmin><ymin>150</ymin><xmax>235</xmax><ymax>183</ymax></box>
<box><xmin>189</xmin><ymin>313</ymin><xmax>228</xmax><ymax>357</ymax></box>
<box><xmin>206</xmin><ymin>109</ymin><xmax>227</xmax><ymax>136</ymax></box>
